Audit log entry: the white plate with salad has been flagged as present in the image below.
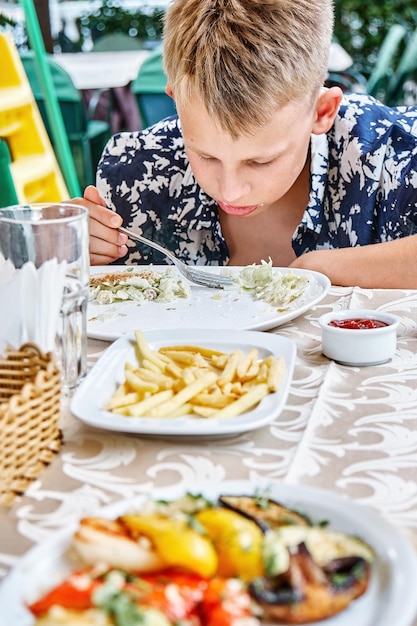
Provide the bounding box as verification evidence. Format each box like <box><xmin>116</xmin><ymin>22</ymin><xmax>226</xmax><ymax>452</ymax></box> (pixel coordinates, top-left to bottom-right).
<box><xmin>87</xmin><ymin>263</ymin><xmax>330</xmax><ymax>341</ymax></box>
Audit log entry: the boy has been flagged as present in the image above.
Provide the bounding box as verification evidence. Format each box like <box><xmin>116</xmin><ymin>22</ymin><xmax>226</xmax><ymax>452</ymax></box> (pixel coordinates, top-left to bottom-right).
<box><xmin>77</xmin><ymin>0</ymin><xmax>417</xmax><ymax>288</ymax></box>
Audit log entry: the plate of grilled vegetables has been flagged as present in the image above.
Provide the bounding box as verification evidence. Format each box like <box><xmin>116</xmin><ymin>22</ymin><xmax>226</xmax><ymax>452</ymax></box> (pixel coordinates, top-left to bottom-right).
<box><xmin>1</xmin><ymin>480</ymin><xmax>416</xmax><ymax>626</ymax></box>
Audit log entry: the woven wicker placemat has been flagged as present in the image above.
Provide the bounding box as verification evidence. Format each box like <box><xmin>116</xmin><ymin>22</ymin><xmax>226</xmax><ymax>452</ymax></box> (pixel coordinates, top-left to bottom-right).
<box><xmin>0</xmin><ymin>343</ymin><xmax>62</xmax><ymax>506</ymax></box>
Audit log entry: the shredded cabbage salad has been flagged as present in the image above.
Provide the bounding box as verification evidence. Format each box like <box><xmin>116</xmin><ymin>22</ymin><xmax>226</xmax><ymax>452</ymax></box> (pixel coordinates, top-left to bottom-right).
<box><xmin>89</xmin><ymin>268</ymin><xmax>191</xmax><ymax>305</ymax></box>
<box><xmin>89</xmin><ymin>261</ymin><xmax>320</xmax><ymax>311</ymax></box>
<box><xmin>233</xmin><ymin>259</ymin><xmax>320</xmax><ymax>311</ymax></box>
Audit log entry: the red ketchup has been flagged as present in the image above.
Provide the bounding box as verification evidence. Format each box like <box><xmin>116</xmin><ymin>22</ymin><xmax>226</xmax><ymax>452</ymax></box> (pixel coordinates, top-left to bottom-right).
<box><xmin>328</xmin><ymin>318</ymin><xmax>389</xmax><ymax>330</ymax></box>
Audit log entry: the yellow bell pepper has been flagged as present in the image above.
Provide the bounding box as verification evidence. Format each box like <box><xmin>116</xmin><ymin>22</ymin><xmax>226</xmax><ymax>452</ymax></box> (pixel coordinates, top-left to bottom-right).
<box><xmin>195</xmin><ymin>507</ymin><xmax>264</xmax><ymax>580</ymax></box>
<box><xmin>120</xmin><ymin>514</ymin><xmax>218</xmax><ymax>578</ymax></box>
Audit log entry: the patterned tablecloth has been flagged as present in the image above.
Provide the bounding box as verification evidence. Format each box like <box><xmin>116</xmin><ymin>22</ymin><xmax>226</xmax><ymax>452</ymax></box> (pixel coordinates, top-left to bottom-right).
<box><xmin>1</xmin><ymin>285</ymin><xmax>417</xmax><ymax>621</ymax></box>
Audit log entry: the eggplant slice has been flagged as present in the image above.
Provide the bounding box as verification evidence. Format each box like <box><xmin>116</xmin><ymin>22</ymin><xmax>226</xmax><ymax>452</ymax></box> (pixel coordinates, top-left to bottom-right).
<box><xmin>249</xmin><ymin>542</ymin><xmax>371</xmax><ymax>624</ymax></box>
<box><xmin>219</xmin><ymin>495</ymin><xmax>311</xmax><ymax>531</ymax></box>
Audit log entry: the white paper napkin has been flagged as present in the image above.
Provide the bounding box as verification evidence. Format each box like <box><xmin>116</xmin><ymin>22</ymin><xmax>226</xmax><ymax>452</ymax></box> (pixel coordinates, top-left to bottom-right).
<box><xmin>0</xmin><ymin>256</ymin><xmax>67</xmax><ymax>355</ymax></box>
<box><xmin>0</xmin><ymin>254</ymin><xmax>21</xmax><ymax>354</ymax></box>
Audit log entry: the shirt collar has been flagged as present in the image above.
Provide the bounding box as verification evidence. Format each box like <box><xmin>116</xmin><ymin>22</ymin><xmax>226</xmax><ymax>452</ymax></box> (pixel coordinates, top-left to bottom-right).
<box><xmin>301</xmin><ymin>133</ymin><xmax>329</xmax><ymax>233</ymax></box>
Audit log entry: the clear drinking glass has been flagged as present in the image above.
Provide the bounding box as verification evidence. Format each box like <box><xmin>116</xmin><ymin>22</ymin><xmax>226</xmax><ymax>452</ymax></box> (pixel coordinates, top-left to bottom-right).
<box><xmin>0</xmin><ymin>203</ymin><xmax>89</xmax><ymax>393</ymax></box>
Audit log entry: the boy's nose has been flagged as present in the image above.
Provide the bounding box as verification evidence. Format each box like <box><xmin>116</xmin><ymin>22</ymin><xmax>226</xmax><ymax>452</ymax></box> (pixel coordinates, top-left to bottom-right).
<box><xmin>218</xmin><ymin>174</ymin><xmax>250</xmax><ymax>204</ymax></box>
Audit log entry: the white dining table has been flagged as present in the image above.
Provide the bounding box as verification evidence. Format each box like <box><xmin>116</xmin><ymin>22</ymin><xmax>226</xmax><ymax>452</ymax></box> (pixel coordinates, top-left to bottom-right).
<box><xmin>0</xmin><ymin>283</ymin><xmax>417</xmax><ymax>624</ymax></box>
<box><xmin>53</xmin><ymin>49</ymin><xmax>150</xmax><ymax>90</ymax></box>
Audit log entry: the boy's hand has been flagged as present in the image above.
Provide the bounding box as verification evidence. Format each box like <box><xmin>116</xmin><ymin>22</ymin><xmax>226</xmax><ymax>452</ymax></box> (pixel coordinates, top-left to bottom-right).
<box><xmin>71</xmin><ymin>186</ymin><xmax>128</xmax><ymax>265</ymax></box>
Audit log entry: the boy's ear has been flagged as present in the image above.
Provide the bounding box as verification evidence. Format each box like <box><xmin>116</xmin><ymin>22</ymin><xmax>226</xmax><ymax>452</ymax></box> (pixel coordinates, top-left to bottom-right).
<box><xmin>165</xmin><ymin>84</ymin><xmax>174</xmax><ymax>98</ymax></box>
<box><xmin>312</xmin><ymin>86</ymin><xmax>343</xmax><ymax>134</ymax></box>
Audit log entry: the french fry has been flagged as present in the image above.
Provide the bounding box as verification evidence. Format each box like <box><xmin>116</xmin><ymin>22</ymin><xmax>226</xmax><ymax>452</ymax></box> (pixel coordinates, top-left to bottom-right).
<box><xmin>133</xmin><ymin>367</ymin><xmax>174</xmax><ymax>388</ymax></box>
<box><xmin>159</xmin><ymin>345</ymin><xmax>226</xmax><ymax>359</ymax></box>
<box><xmin>192</xmin><ymin>392</ymin><xmax>234</xmax><ymax>408</ymax></box>
<box><xmin>218</xmin><ymin>350</ymin><xmax>242</xmax><ymax>386</ymax></box>
<box><xmin>211</xmin><ymin>354</ymin><xmax>228</xmax><ymax>369</ymax></box>
<box><xmin>111</xmin><ymin>407</ymin><xmax>132</xmax><ymax>415</ymax></box>
<box><xmin>126</xmin><ymin>389</ymin><xmax>174</xmax><ymax>417</ymax></box>
<box><xmin>106</xmin><ymin>390</ymin><xmax>141</xmax><ymax>410</ymax></box>
<box><xmin>214</xmin><ymin>383</ymin><xmax>269</xmax><ymax>419</ymax></box>
<box><xmin>230</xmin><ymin>382</ymin><xmax>243</xmax><ymax>395</ymax></box>
<box><xmin>242</xmin><ymin>362</ymin><xmax>260</xmax><ymax>380</ymax></box>
<box><xmin>164</xmin><ymin>360</ymin><xmax>184</xmax><ymax>379</ymax></box>
<box><xmin>267</xmin><ymin>356</ymin><xmax>285</xmax><ymax>392</ymax></box>
<box><xmin>148</xmin><ymin>371</ymin><xmax>218</xmax><ymax>417</ymax></box>
<box><xmin>236</xmin><ymin>348</ymin><xmax>259</xmax><ymax>378</ymax></box>
<box><xmin>124</xmin><ymin>369</ymin><xmax>159</xmax><ymax>394</ymax></box>
<box><xmin>221</xmin><ymin>382</ymin><xmax>234</xmax><ymax>395</ymax></box>
<box><xmin>162</xmin><ymin>403</ymin><xmax>194</xmax><ymax>419</ymax></box>
<box><xmin>181</xmin><ymin>368</ymin><xmax>197</xmax><ymax>385</ymax></box>
<box><xmin>192</xmin><ymin>405</ymin><xmax>218</xmax><ymax>418</ymax></box>
<box><xmin>134</xmin><ymin>330</ymin><xmax>167</xmax><ymax>370</ymax></box>
<box><xmin>157</xmin><ymin>350</ymin><xmax>207</xmax><ymax>368</ymax></box>
<box><xmin>141</xmin><ymin>358</ymin><xmax>164</xmax><ymax>374</ymax></box>
<box><xmin>253</xmin><ymin>361</ymin><xmax>269</xmax><ymax>384</ymax></box>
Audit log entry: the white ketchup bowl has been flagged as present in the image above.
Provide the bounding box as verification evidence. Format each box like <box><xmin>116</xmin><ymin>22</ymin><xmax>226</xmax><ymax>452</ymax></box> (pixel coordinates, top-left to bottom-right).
<box><xmin>318</xmin><ymin>309</ymin><xmax>399</xmax><ymax>366</ymax></box>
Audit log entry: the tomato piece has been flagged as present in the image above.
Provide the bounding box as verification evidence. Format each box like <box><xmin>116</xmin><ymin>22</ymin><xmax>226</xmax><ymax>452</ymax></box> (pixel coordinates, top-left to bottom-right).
<box><xmin>130</xmin><ymin>569</ymin><xmax>206</xmax><ymax>620</ymax></box>
<box><xmin>201</xmin><ymin>577</ymin><xmax>258</xmax><ymax>626</ymax></box>
<box><xmin>28</xmin><ymin>568</ymin><xmax>102</xmax><ymax>616</ymax></box>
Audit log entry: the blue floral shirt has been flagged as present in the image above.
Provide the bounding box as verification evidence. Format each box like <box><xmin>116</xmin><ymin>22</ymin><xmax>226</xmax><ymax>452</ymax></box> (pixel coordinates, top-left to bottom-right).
<box><xmin>96</xmin><ymin>92</ymin><xmax>417</xmax><ymax>266</ymax></box>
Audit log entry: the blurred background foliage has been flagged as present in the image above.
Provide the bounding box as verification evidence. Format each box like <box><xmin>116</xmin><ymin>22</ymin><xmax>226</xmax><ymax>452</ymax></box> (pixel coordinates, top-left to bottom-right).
<box><xmin>78</xmin><ymin>2</ymin><xmax>164</xmax><ymax>48</ymax></box>
<box><xmin>333</xmin><ymin>0</ymin><xmax>417</xmax><ymax>78</ymax></box>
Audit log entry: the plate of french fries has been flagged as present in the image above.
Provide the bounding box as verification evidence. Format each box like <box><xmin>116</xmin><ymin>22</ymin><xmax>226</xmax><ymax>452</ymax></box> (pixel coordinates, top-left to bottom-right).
<box><xmin>71</xmin><ymin>329</ymin><xmax>296</xmax><ymax>437</ymax></box>
<box><xmin>87</xmin><ymin>265</ymin><xmax>331</xmax><ymax>341</ymax></box>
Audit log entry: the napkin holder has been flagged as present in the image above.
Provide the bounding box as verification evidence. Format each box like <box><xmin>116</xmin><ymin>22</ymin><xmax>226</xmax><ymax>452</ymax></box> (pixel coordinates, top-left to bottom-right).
<box><xmin>0</xmin><ymin>343</ymin><xmax>62</xmax><ymax>506</ymax></box>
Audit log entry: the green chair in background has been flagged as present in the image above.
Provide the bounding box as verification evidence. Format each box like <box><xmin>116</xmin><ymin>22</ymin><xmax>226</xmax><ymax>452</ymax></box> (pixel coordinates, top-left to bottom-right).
<box><xmin>131</xmin><ymin>47</ymin><xmax>176</xmax><ymax>128</ymax></box>
<box><xmin>366</xmin><ymin>24</ymin><xmax>407</xmax><ymax>102</ymax></box>
<box><xmin>20</xmin><ymin>51</ymin><xmax>111</xmax><ymax>189</ymax></box>
<box><xmin>386</xmin><ymin>27</ymin><xmax>417</xmax><ymax>105</ymax></box>
<box><xmin>0</xmin><ymin>139</ymin><xmax>19</xmax><ymax>208</ymax></box>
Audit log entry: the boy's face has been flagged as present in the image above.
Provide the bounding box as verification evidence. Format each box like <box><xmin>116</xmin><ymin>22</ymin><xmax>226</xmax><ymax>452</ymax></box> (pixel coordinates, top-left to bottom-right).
<box><xmin>177</xmin><ymin>93</ymin><xmax>330</xmax><ymax>218</ymax></box>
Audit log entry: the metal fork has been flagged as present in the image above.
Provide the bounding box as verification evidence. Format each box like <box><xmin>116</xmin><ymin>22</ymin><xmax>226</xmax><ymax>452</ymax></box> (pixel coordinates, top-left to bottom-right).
<box><xmin>118</xmin><ymin>226</ymin><xmax>234</xmax><ymax>289</ymax></box>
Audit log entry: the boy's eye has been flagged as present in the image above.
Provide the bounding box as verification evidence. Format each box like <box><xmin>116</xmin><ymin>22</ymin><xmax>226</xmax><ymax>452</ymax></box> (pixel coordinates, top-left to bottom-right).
<box><xmin>249</xmin><ymin>160</ymin><xmax>274</xmax><ymax>168</ymax></box>
<box><xmin>196</xmin><ymin>154</ymin><xmax>275</xmax><ymax>167</ymax></box>
<box><xmin>199</xmin><ymin>155</ymin><xmax>213</xmax><ymax>161</ymax></box>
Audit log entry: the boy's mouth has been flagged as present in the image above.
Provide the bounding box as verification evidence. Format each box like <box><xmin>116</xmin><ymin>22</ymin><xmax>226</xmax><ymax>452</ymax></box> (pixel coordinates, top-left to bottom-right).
<box><xmin>217</xmin><ymin>201</ymin><xmax>259</xmax><ymax>216</ymax></box>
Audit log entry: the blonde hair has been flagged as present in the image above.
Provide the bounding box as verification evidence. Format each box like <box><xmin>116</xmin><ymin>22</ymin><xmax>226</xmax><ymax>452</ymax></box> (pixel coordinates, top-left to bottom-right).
<box><xmin>163</xmin><ymin>0</ymin><xmax>334</xmax><ymax>137</ymax></box>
